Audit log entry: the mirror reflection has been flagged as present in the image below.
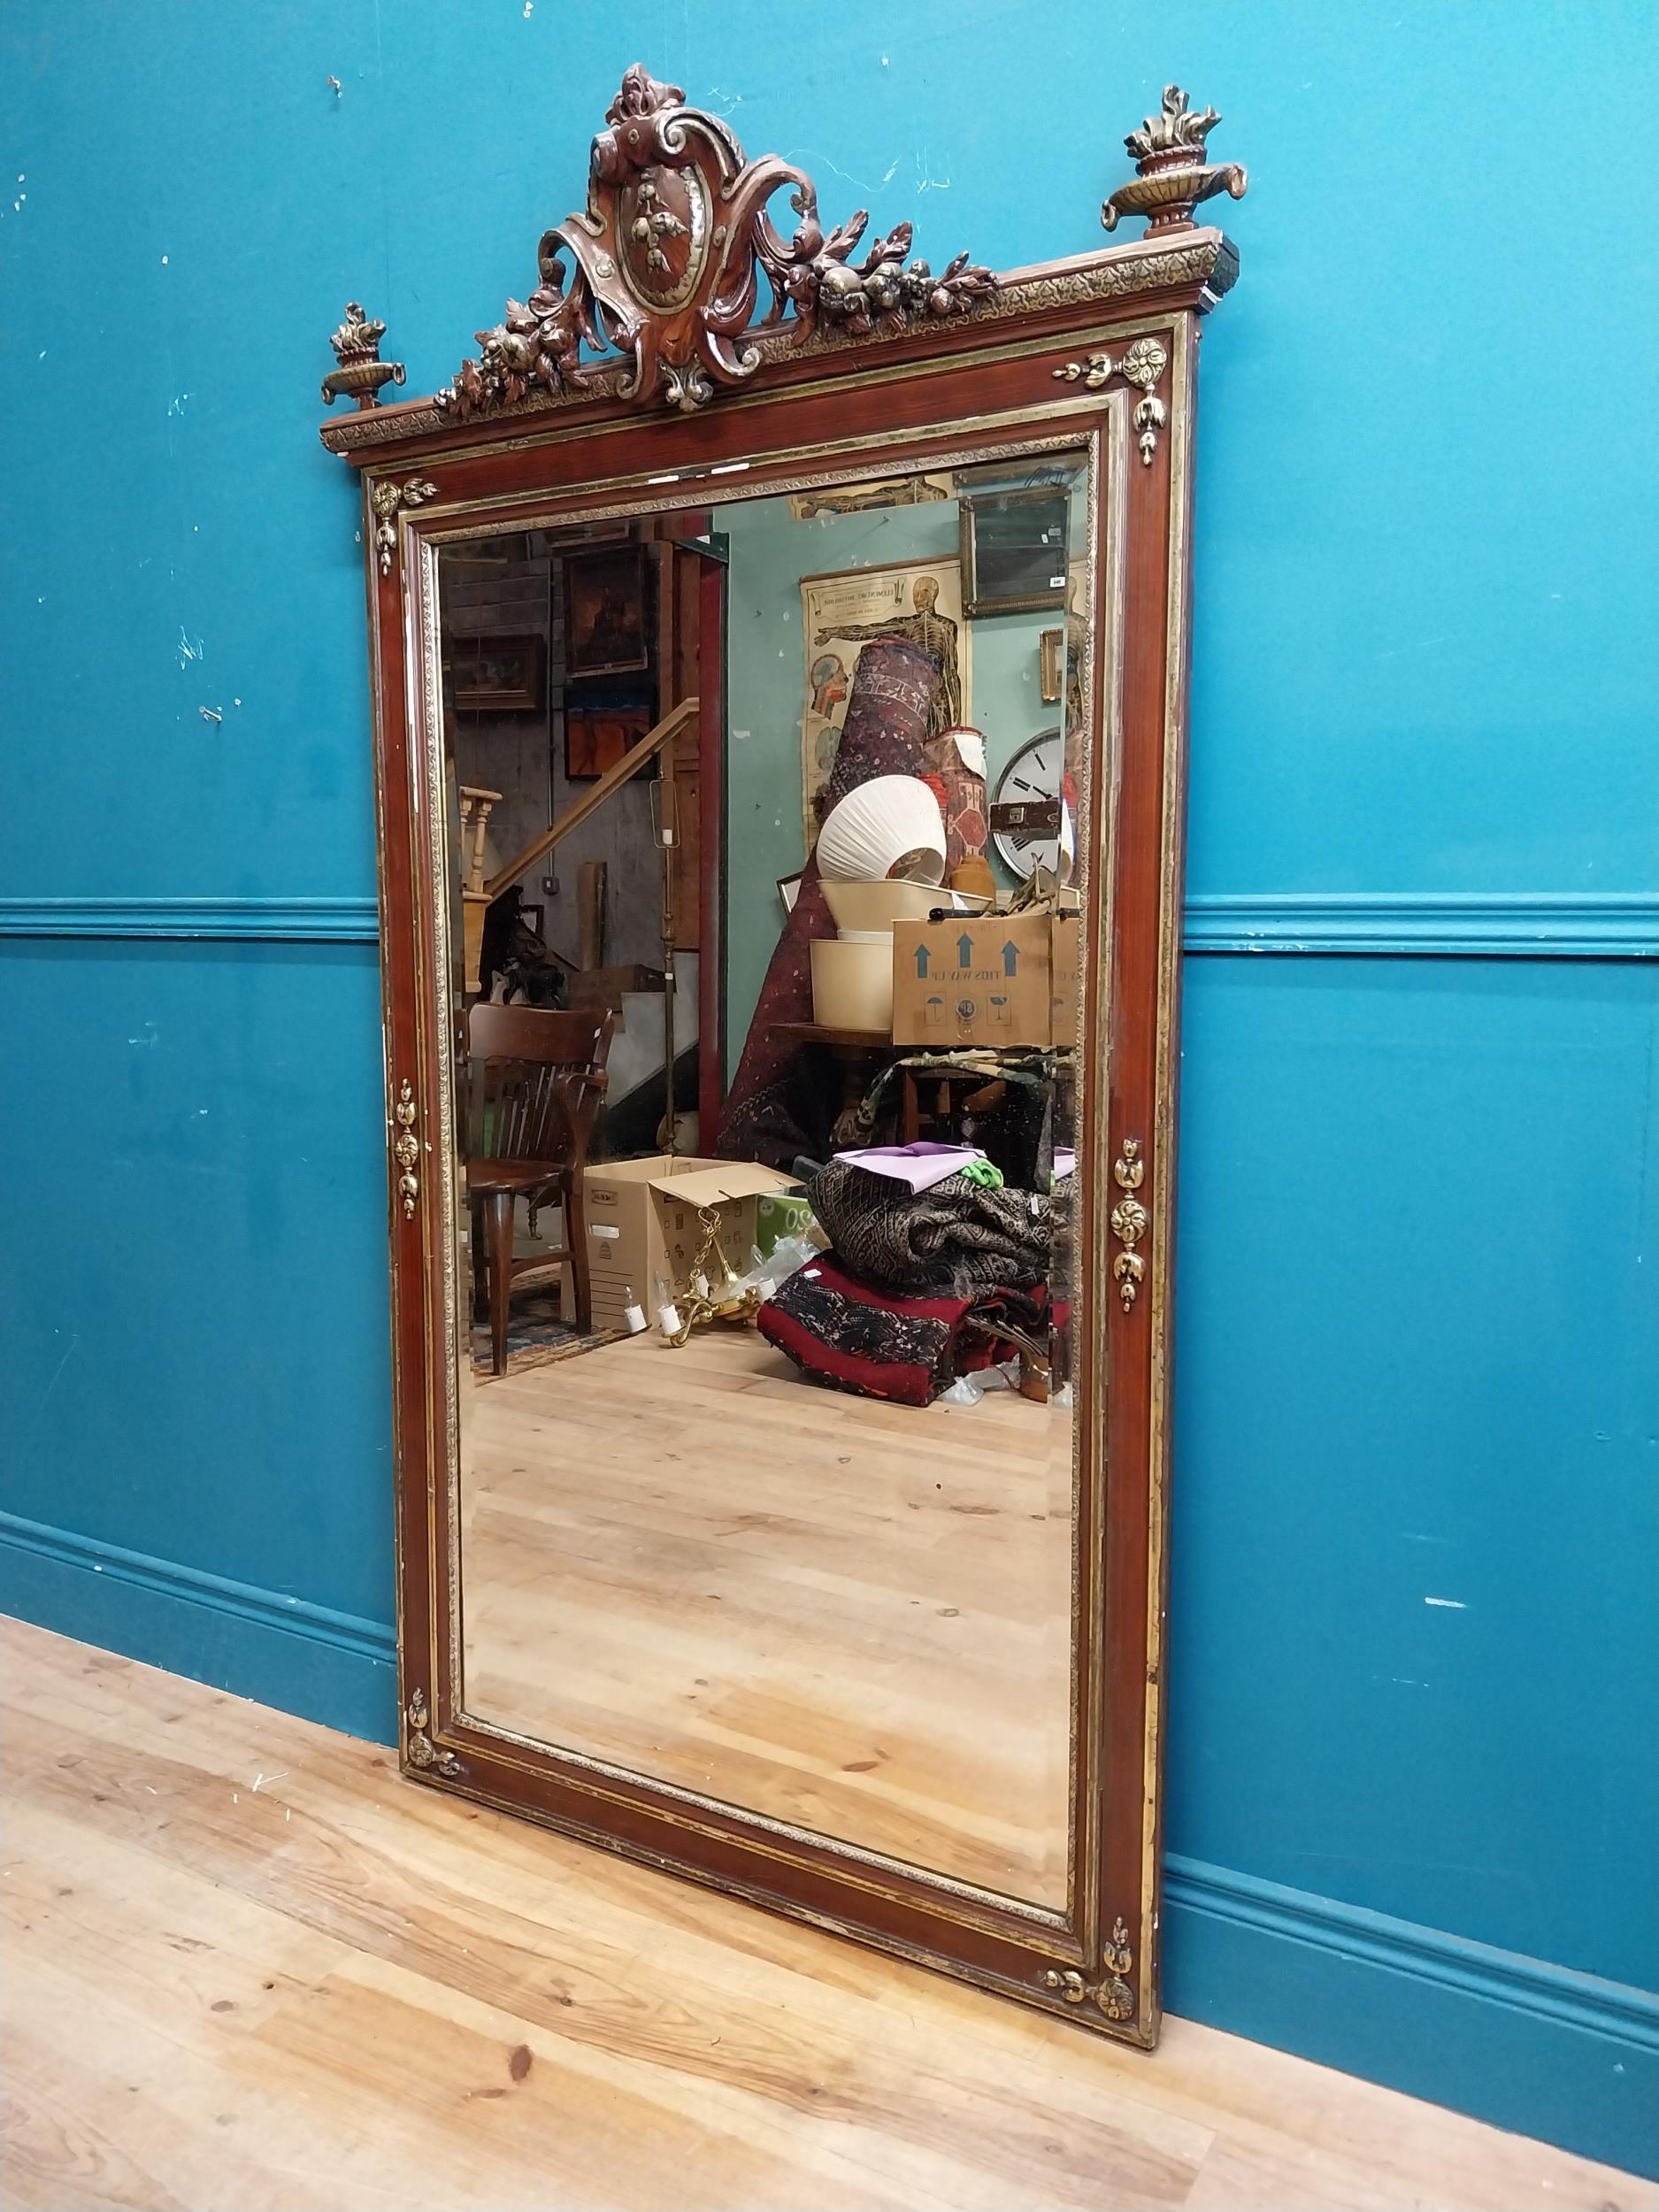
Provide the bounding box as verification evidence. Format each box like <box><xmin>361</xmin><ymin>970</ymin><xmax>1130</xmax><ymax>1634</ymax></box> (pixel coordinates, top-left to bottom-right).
<box><xmin>441</xmin><ymin>450</ymin><xmax>1093</xmax><ymax>1907</ymax></box>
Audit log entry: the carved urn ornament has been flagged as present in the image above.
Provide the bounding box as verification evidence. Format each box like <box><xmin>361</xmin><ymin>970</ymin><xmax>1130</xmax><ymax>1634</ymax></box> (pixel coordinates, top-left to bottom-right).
<box><xmin>1102</xmin><ymin>85</ymin><xmax>1248</xmax><ymax>234</ymax></box>
<box><xmin>321</xmin><ymin>303</ymin><xmax>406</xmax><ymax>411</ymax></box>
<box><xmin>441</xmin><ymin>65</ymin><xmax>996</xmax><ymax>419</ymax></box>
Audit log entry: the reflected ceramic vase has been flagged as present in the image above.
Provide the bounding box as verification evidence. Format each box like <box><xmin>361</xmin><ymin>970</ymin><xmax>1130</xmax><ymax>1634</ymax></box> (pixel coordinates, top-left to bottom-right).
<box><xmin>924</xmin><ymin>724</ymin><xmax>989</xmax><ymax>873</ymax></box>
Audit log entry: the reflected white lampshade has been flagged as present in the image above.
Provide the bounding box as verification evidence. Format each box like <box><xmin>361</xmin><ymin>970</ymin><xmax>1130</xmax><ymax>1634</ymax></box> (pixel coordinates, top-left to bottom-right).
<box><xmin>816</xmin><ymin>775</ymin><xmax>947</xmax><ymax>886</ymax></box>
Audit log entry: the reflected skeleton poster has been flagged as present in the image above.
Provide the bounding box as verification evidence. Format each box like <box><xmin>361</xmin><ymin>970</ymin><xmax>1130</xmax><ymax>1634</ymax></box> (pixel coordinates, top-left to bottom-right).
<box><xmin>799</xmin><ymin>556</ymin><xmax>972</xmax><ymax>851</ymax></box>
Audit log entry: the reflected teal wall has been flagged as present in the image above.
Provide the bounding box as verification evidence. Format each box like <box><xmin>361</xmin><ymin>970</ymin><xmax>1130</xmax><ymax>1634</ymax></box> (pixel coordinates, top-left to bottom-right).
<box><xmin>2</xmin><ymin>2</ymin><xmax>1655</xmax><ymax>2177</ymax></box>
<box><xmin>721</xmin><ymin>491</ymin><xmax>1056</xmax><ymax>1079</ymax></box>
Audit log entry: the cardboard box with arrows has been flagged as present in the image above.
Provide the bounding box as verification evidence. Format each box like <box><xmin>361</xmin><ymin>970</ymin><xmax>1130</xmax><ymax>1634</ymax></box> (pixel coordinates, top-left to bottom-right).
<box><xmin>889</xmin><ymin>910</ymin><xmax>1059</xmax><ymax>1048</ymax></box>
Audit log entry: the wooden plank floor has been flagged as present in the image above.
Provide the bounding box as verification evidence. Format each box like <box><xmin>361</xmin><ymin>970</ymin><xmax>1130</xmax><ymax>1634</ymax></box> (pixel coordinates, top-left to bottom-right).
<box><xmin>461</xmin><ymin>1327</ymin><xmax>1073</xmax><ymax>1905</ymax></box>
<box><xmin>1</xmin><ymin>1618</ymin><xmax>1650</xmax><ymax>2212</ymax></box>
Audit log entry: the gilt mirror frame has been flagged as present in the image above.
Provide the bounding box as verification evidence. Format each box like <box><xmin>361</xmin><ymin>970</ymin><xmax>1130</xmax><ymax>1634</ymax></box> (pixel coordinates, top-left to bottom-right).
<box><xmin>319</xmin><ymin>68</ymin><xmax>1244</xmax><ymax>2045</ymax></box>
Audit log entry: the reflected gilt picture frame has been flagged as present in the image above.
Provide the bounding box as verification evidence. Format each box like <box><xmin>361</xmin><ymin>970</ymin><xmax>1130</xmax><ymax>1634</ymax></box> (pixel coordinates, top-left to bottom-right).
<box><xmin>564</xmin><ymin>543</ymin><xmax>649</xmax><ymax>677</ymax></box>
<box><xmin>449</xmin><ymin>633</ymin><xmax>547</xmax><ymax>714</ymax></box>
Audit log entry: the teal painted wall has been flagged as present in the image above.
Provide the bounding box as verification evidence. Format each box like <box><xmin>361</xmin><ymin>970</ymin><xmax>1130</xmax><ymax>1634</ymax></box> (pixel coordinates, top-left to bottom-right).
<box><xmin>2</xmin><ymin>0</ymin><xmax>1655</xmax><ymax>2176</ymax></box>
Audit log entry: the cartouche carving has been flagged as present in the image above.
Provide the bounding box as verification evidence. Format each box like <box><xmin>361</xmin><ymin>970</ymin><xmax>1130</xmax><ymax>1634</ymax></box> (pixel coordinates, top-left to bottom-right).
<box><xmin>1110</xmin><ymin>1138</ymin><xmax>1148</xmax><ymax>1311</ymax></box>
<box><xmin>404</xmin><ymin>1688</ymin><xmax>463</xmax><ymax>1779</ymax></box>
<box><xmin>439</xmin><ymin>65</ymin><xmax>995</xmax><ymax>419</ymax></box>
<box><xmin>393</xmin><ymin>1079</ymin><xmax>420</xmax><ymax>1217</ymax></box>
<box><xmin>322</xmin><ymin>303</ymin><xmax>406</xmax><ymax>411</ymax></box>
<box><xmin>372</xmin><ymin>478</ymin><xmax>438</xmax><ymax>577</ymax></box>
<box><xmin>1040</xmin><ymin>1917</ymin><xmax>1136</xmax><ymax>2021</ymax></box>
<box><xmin>1052</xmin><ymin>335</ymin><xmax>1170</xmax><ymax>464</ymax></box>
<box><xmin>1103</xmin><ymin>85</ymin><xmax>1248</xmax><ymax>236</ymax></box>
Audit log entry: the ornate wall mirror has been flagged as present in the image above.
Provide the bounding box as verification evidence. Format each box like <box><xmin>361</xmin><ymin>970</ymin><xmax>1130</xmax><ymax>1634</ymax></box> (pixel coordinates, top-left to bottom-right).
<box><xmin>319</xmin><ymin>68</ymin><xmax>1244</xmax><ymax>2041</ymax></box>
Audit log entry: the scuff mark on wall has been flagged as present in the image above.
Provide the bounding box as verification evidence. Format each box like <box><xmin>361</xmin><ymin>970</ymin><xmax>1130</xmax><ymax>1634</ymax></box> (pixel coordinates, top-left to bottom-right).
<box><xmin>31</xmin><ymin>1336</ymin><xmax>83</xmax><ymax>1430</ymax></box>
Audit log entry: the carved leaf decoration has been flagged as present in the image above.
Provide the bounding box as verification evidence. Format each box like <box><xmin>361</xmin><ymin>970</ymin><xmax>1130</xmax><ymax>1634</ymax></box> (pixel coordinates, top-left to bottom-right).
<box><xmin>819</xmin><ymin>210</ymin><xmax>870</xmax><ymax>263</ymax></box>
<box><xmin>1125</xmin><ymin>85</ymin><xmax>1221</xmax><ymax>161</ymax></box>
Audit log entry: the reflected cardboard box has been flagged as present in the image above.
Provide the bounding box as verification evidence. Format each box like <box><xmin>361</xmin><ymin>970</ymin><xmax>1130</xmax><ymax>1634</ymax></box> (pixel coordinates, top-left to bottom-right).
<box><xmin>584</xmin><ymin>1155</ymin><xmax>803</xmax><ymax>1333</ymax></box>
<box><xmin>890</xmin><ymin>910</ymin><xmax>1079</xmax><ymax>1048</ymax></box>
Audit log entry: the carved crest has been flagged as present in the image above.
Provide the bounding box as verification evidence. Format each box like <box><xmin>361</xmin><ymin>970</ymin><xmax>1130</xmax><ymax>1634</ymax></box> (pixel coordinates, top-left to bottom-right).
<box><xmin>440</xmin><ymin>65</ymin><xmax>996</xmax><ymax>419</ymax></box>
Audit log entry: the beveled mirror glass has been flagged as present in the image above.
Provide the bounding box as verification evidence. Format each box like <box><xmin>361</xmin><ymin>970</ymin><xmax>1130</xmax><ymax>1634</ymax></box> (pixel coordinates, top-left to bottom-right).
<box><xmin>442</xmin><ymin>450</ymin><xmax>1089</xmax><ymax>1909</ymax></box>
<box><xmin>321</xmin><ymin>64</ymin><xmax>1244</xmax><ymax>2041</ymax></box>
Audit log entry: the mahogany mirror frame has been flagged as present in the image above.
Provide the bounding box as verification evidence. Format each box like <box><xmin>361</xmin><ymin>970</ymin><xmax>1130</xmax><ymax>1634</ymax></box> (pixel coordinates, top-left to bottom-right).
<box><xmin>319</xmin><ymin>68</ymin><xmax>1244</xmax><ymax>2046</ymax></box>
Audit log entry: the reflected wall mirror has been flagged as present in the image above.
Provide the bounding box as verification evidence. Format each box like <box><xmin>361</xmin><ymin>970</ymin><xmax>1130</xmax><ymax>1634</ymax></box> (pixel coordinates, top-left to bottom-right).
<box><xmin>319</xmin><ymin>67</ymin><xmax>1244</xmax><ymax>2042</ymax></box>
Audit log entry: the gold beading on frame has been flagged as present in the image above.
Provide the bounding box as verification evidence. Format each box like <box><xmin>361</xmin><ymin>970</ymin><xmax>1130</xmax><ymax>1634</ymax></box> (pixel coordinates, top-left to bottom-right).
<box><xmin>1110</xmin><ymin>1138</ymin><xmax>1148</xmax><ymax>1310</ymax></box>
<box><xmin>393</xmin><ymin>1079</ymin><xmax>420</xmax><ymax>1217</ymax></box>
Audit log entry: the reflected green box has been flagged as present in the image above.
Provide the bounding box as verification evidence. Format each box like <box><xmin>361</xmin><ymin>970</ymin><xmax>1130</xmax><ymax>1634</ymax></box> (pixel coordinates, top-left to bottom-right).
<box><xmin>755</xmin><ymin>1189</ymin><xmax>815</xmax><ymax>1256</ymax></box>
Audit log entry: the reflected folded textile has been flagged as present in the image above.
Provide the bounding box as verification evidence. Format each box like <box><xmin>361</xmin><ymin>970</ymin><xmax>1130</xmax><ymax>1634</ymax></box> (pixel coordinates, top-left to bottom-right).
<box><xmin>807</xmin><ymin>1159</ymin><xmax>1050</xmax><ymax>1298</ymax></box>
<box><xmin>757</xmin><ymin>1255</ymin><xmax>1056</xmax><ymax>1408</ymax></box>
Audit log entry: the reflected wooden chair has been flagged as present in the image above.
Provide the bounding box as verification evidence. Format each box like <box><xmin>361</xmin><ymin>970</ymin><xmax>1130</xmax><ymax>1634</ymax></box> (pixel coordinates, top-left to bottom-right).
<box><xmin>465</xmin><ymin>1003</ymin><xmax>614</xmax><ymax>1376</ymax></box>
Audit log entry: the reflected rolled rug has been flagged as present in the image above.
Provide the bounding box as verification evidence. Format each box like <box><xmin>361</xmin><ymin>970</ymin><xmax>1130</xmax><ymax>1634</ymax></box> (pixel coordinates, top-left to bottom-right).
<box><xmin>719</xmin><ymin>634</ymin><xmax>940</xmax><ymax>1166</ymax></box>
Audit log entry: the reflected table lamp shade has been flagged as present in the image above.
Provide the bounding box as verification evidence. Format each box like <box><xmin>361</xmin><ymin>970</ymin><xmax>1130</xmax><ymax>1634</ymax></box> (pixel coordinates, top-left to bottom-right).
<box><xmin>719</xmin><ymin>634</ymin><xmax>941</xmax><ymax>1165</ymax></box>
<box><xmin>817</xmin><ymin>775</ymin><xmax>947</xmax><ymax>887</ymax></box>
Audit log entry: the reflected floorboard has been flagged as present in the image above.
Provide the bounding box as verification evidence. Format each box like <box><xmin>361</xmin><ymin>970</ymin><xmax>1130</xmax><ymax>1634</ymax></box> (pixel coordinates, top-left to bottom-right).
<box><xmin>460</xmin><ymin>1326</ymin><xmax>1073</xmax><ymax>1907</ymax></box>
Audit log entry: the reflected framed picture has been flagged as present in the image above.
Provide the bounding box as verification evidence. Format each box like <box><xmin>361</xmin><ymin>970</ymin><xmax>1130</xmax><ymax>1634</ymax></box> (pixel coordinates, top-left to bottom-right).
<box><xmin>449</xmin><ymin>634</ymin><xmax>546</xmax><ymax>713</ymax></box>
<box><xmin>959</xmin><ymin>487</ymin><xmax>1070</xmax><ymax>617</ymax></box>
<box><xmin>565</xmin><ymin>696</ymin><xmax>653</xmax><ymax>779</ymax></box>
<box><xmin>565</xmin><ymin>544</ymin><xmax>649</xmax><ymax>677</ymax></box>
<box><xmin>1040</xmin><ymin>626</ymin><xmax>1064</xmax><ymax>702</ymax></box>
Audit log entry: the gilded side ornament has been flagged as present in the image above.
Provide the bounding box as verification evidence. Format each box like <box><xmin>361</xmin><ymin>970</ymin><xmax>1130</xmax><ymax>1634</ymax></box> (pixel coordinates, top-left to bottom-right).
<box><xmin>1098</xmin><ymin>1916</ymin><xmax>1136</xmax><ymax>2021</ymax></box>
<box><xmin>1102</xmin><ymin>85</ymin><xmax>1248</xmax><ymax>236</ymax></box>
<box><xmin>1052</xmin><ymin>335</ymin><xmax>1169</xmax><ymax>464</ymax></box>
<box><xmin>1110</xmin><ymin>1138</ymin><xmax>1148</xmax><ymax>1311</ymax></box>
<box><xmin>438</xmin><ymin>65</ymin><xmax>995</xmax><ymax>419</ymax></box>
<box><xmin>372</xmin><ymin>477</ymin><xmax>438</xmax><ymax>577</ymax></box>
<box><xmin>393</xmin><ymin>1079</ymin><xmax>420</xmax><ymax>1217</ymax></box>
<box><xmin>321</xmin><ymin>302</ymin><xmax>406</xmax><ymax>411</ymax></box>
<box><xmin>404</xmin><ymin>1688</ymin><xmax>463</xmax><ymax>1779</ymax></box>
<box><xmin>1040</xmin><ymin>1917</ymin><xmax>1136</xmax><ymax>2022</ymax></box>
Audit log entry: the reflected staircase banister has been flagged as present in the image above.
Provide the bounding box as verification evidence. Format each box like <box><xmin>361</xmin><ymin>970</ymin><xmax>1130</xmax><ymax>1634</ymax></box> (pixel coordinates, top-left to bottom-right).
<box><xmin>483</xmin><ymin>695</ymin><xmax>700</xmax><ymax>901</ymax></box>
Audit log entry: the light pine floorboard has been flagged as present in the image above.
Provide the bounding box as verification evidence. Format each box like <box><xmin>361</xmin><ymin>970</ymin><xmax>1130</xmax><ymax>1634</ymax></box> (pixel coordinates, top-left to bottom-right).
<box><xmin>459</xmin><ymin>1327</ymin><xmax>1074</xmax><ymax>1906</ymax></box>
<box><xmin>0</xmin><ymin>1616</ymin><xmax>1649</xmax><ymax>2212</ymax></box>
